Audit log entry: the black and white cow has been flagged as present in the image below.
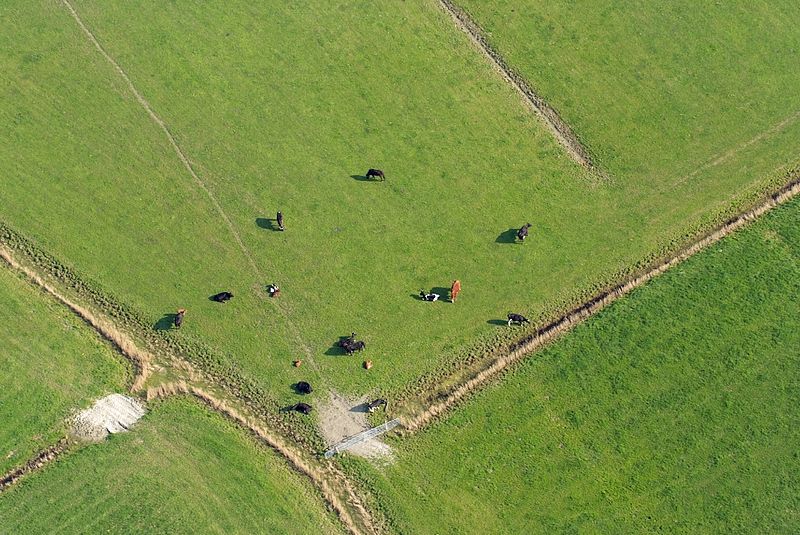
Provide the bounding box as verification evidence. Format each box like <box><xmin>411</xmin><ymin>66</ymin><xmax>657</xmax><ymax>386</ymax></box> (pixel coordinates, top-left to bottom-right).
<box><xmin>507</xmin><ymin>313</ymin><xmax>530</xmax><ymax>326</ymax></box>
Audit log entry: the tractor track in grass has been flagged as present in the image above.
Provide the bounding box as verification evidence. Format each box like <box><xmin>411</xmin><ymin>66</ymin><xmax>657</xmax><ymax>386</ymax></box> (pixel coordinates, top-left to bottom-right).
<box><xmin>60</xmin><ymin>0</ymin><xmax>322</xmax><ymax>374</ymax></box>
<box><xmin>672</xmin><ymin>110</ymin><xmax>800</xmax><ymax>188</ymax></box>
<box><xmin>60</xmin><ymin>0</ymin><xmax>258</xmax><ymax>279</ymax></box>
<box><xmin>0</xmin><ymin>241</ymin><xmax>381</xmax><ymax>534</ymax></box>
<box><xmin>0</xmin><ymin>439</ymin><xmax>70</xmax><ymax>493</ymax></box>
<box><xmin>401</xmin><ymin>174</ymin><xmax>800</xmax><ymax>432</ymax></box>
<box><xmin>436</xmin><ymin>0</ymin><xmax>598</xmax><ymax>173</ymax></box>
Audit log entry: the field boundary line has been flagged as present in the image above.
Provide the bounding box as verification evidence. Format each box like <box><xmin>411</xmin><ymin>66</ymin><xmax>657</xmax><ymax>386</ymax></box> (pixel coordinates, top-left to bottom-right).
<box><xmin>437</xmin><ymin>0</ymin><xmax>597</xmax><ymax>172</ymax></box>
<box><xmin>0</xmin><ymin>438</ymin><xmax>70</xmax><ymax>493</ymax></box>
<box><xmin>0</xmin><ymin>245</ymin><xmax>151</xmax><ymax>392</ymax></box>
<box><xmin>60</xmin><ymin>0</ymin><xmax>260</xmax><ymax>277</ymax></box>
<box><xmin>61</xmin><ymin>0</ymin><xmax>321</xmax><ymax>371</ymax></box>
<box><xmin>403</xmin><ymin>175</ymin><xmax>800</xmax><ymax>432</ymax></box>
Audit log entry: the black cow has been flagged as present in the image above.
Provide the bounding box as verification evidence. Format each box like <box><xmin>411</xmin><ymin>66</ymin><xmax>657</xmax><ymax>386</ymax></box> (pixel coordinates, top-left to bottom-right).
<box><xmin>507</xmin><ymin>313</ymin><xmax>530</xmax><ymax>326</ymax></box>
<box><xmin>345</xmin><ymin>340</ymin><xmax>366</xmax><ymax>354</ymax></box>
<box><xmin>174</xmin><ymin>308</ymin><xmax>186</xmax><ymax>328</ymax></box>
<box><xmin>366</xmin><ymin>168</ymin><xmax>385</xmax><ymax>181</ymax></box>
<box><xmin>296</xmin><ymin>381</ymin><xmax>313</xmax><ymax>395</ymax></box>
<box><xmin>337</xmin><ymin>332</ymin><xmax>357</xmax><ymax>348</ymax></box>
<box><xmin>293</xmin><ymin>402</ymin><xmax>313</xmax><ymax>415</ymax></box>
<box><xmin>277</xmin><ymin>211</ymin><xmax>285</xmax><ymax>231</ymax></box>
<box><xmin>367</xmin><ymin>399</ymin><xmax>387</xmax><ymax>413</ymax></box>
<box><xmin>211</xmin><ymin>291</ymin><xmax>233</xmax><ymax>303</ymax></box>
<box><xmin>517</xmin><ymin>223</ymin><xmax>532</xmax><ymax>242</ymax></box>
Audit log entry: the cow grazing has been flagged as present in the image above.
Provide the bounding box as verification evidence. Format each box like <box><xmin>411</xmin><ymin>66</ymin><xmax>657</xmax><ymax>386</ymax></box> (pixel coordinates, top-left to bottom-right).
<box><xmin>174</xmin><ymin>308</ymin><xmax>186</xmax><ymax>329</ymax></box>
<box><xmin>367</xmin><ymin>399</ymin><xmax>387</xmax><ymax>413</ymax></box>
<box><xmin>345</xmin><ymin>340</ymin><xmax>366</xmax><ymax>354</ymax></box>
<box><xmin>211</xmin><ymin>291</ymin><xmax>233</xmax><ymax>303</ymax></box>
<box><xmin>293</xmin><ymin>402</ymin><xmax>313</xmax><ymax>415</ymax></box>
<box><xmin>507</xmin><ymin>313</ymin><xmax>530</xmax><ymax>326</ymax></box>
<box><xmin>296</xmin><ymin>381</ymin><xmax>313</xmax><ymax>395</ymax></box>
<box><xmin>277</xmin><ymin>211</ymin><xmax>285</xmax><ymax>231</ymax></box>
<box><xmin>366</xmin><ymin>168</ymin><xmax>385</xmax><ymax>181</ymax></box>
<box><xmin>419</xmin><ymin>290</ymin><xmax>440</xmax><ymax>302</ymax></box>
<box><xmin>516</xmin><ymin>223</ymin><xmax>532</xmax><ymax>242</ymax></box>
<box><xmin>267</xmin><ymin>284</ymin><xmax>281</xmax><ymax>297</ymax></box>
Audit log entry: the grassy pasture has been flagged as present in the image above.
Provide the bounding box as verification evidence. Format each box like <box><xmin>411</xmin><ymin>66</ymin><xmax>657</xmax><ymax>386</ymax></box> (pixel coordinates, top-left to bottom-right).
<box><xmin>1</xmin><ymin>0</ymin><xmax>798</xmax><ymax>409</ymax></box>
<box><xmin>348</xmin><ymin>198</ymin><xmax>800</xmax><ymax>534</ymax></box>
<box><xmin>455</xmin><ymin>0</ymin><xmax>800</xmax><ymax>182</ymax></box>
<box><xmin>0</xmin><ymin>265</ymin><xmax>128</xmax><ymax>475</ymax></box>
<box><xmin>0</xmin><ymin>398</ymin><xmax>344</xmax><ymax>534</ymax></box>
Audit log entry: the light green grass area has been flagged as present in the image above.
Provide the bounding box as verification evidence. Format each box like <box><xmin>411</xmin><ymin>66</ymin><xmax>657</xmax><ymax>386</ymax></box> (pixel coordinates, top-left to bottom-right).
<box><xmin>456</xmin><ymin>0</ymin><xmax>800</xmax><ymax>183</ymax></box>
<box><xmin>0</xmin><ymin>266</ymin><xmax>128</xmax><ymax>475</ymax></box>
<box><xmin>0</xmin><ymin>398</ymin><xmax>344</xmax><ymax>534</ymax></box>
<box><xmin>350</xmin><ymin>198</ymin><xmax>800</xmax><ymax>534</ymax></box>
<box><xmin>1</xmin><ymin>0</ymin><xmax>797</xmax><ymax>407</ymax></box>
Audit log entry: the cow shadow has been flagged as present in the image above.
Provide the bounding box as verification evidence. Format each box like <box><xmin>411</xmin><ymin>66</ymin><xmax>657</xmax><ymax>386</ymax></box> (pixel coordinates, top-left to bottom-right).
<box><xmin>350</xmin><ymin>403</ymin><xmax>370</xmax><ymax>413</ymax></box>
<box><xmin>256</xmin><ymin>217</ymin><xmax>278</xmax><ymax>230</ymax></box>
<box><xmin>351</xmin><ymin>174</ymin><xmax>377</xmax><ymax>182</ymax></box>
<box><xmin>154</xmin><ymin>313</ymin><xmax>177</xmax><ymax>330</ymax></box>
<box><xmin>325</xmin><ymin>339</ymin><xmax>350</xmax><ymax>356</ymax></box>
<box><xmin>487</xmin><ymin>319</ymin><xmax>508</xmax><ymax>326</ymax></box>
<box><xmin>496</xmin><ymin>229</ymin><xmax>518</xmax><ymax>244</ymax></box>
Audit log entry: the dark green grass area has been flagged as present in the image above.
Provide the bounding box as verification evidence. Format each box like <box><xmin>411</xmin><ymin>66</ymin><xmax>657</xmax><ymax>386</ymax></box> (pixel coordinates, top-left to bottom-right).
<box><xmin>456</xmin><ymin>0</ymin><xmax>800</xmax><ymax>183</ymax></box>
<box><xmin>0</xmin><ymin>398</ymin><xmax>344</xmax><ymax>534</ymax></box>
<box><xmin>1</xmin><ymin>0</ymin><xmax>797</xmax><ymax>407</ymax></box>
<box><xmin>349</xmin><ymin>198</ymin><xmax>800</xmax><ymax>534</ymax></box>
<box><xmin>0</xmin><ymin>266</ymin><xmax>128</xmax><ymax>475</ymax></box>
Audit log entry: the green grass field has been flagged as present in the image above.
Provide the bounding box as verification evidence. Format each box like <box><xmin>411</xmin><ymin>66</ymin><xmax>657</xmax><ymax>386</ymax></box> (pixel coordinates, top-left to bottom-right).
<box><xmin>0</xmin><ymin>398</ymin><xmax>344</xmax><ymax>534</ymax></box>
<box><xmin>456</xmin><ymin>0</ymin><xmax>800</xmax><ymax>183</ymax></box>
<box><xmin>2</xmin><ymin>0</ymin><xmax>797</xmax><ymax>408</ymax></box>
<box><xmin>348</xmin><ymin>197</ymin><xmax>800</xmax><ymax>534</ymax></box>
<box><xmin>0</xmin><ymin>265</ymin><xmax>128</xmax><ymax>475</ymax></box>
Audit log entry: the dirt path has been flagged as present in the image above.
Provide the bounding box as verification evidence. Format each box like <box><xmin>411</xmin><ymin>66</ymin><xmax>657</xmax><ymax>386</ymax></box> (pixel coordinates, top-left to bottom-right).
<box><xmin>402</xmin><ymin>176</ymin><xmax>800</xmax><ymax>432</ymax></box>
<box><xmin>437</xmin><ymin>0</ymin><xmax>597</xmax><ymax>172</ymax></box>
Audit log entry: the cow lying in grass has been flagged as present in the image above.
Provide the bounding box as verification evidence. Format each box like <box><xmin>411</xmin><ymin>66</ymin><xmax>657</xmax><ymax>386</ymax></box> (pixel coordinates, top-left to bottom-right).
<box><xmin>296</xmin><ymin>381</ymin><xmax>313</xmax><ymax>395</ymax></box>
<box><xmin>507</xmin><ymin>313</ymin><xmax>530</xmax><ymax>326</ymax></box>
<box><xmin>211</xmin><ymin>291</ymin><xmax>233</xmax><ymax>303</ymax></box>
<box><xmin>293</xmin><ymin>402</ymin><xmax>312</xmax><ymax>415</ymax></box>
<box><xmin>419</xmin><ymin>290</ymin><xmax>440</xmax><ymax>302</ymax></box>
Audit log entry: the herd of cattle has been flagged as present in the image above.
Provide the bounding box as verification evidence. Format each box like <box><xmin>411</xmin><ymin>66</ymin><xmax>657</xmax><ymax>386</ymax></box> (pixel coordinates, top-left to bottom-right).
<box><xmin>168</xmin><ymin>169</ymin><xmax>532</xmax><ymax>416</ymax></box>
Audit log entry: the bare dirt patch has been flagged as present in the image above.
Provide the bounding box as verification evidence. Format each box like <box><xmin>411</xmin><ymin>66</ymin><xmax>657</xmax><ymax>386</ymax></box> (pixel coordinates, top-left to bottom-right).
<box><xmin>70</xmin><ymin>394</ymin><xmax>146</xmax><ymax>442</ymax></box>
<box><xmin>318</xmin><ymin>392</ymin><xmax>393</xmax><ymax>461</ymax></box>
